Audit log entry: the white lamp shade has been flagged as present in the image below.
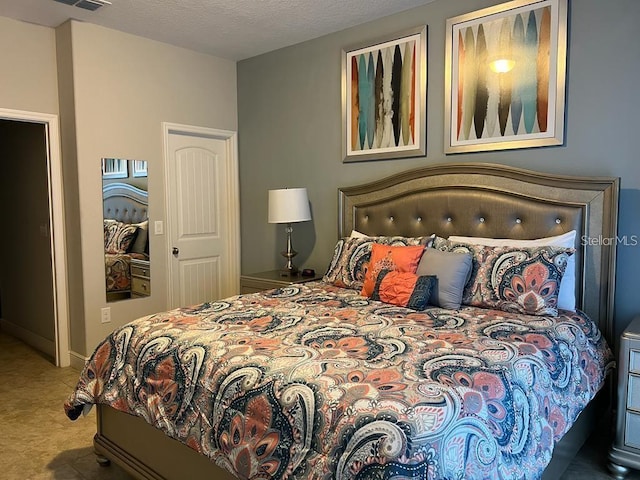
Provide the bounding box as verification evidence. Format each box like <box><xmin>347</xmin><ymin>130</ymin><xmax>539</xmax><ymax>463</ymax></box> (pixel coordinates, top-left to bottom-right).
<box><xmin>268</xmin><ymin>188</ymin><xmax>311</xmax><ymax>223</ymax></box>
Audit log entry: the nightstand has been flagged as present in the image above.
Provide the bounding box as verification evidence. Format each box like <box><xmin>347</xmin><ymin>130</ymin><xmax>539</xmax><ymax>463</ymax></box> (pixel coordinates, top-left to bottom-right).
<box><xmin>609</xmin><ymin>316</ymin><xmax>640</xmax><ymax>479</ymax></box>
<box><xmin>240</xmin><ymin>269</ymin><xmax>323</xmax><ymax>294</ymax></box>
<box><xmin>130</xmin><ymin>258</ymin><xmax>151</xmax><ymax>297</ymax></box>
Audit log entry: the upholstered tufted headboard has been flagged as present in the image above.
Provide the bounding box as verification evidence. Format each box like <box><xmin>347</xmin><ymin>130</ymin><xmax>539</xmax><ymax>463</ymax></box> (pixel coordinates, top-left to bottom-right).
<box><xmin>338</xmin><ymin>163</ymin><xmax>619</xmax><ymax>344</ymax></box>
<box><xmin>103</xmin><ymin>183</ymin><xmax>149</xmax><ymax>224</ymax></box>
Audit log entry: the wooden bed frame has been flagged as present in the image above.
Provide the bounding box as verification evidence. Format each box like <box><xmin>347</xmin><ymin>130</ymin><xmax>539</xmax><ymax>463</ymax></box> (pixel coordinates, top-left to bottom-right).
<box><xmin>93</xmin><ymin>163</ymin><xmax>619</xmax><ymax>480</ymax></box>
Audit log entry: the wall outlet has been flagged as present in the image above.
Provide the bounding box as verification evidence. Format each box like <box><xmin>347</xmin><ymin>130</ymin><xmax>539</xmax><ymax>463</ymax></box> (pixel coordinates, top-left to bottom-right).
<box><xmin>101</xmin><ymin>307</ymin><xmax>111</xmax><ymax>324</ymax></box>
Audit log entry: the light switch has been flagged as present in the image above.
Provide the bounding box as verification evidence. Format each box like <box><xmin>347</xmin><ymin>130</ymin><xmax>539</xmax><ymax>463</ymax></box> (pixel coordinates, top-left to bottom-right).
<box><xmin>154</xmin><ymin>220</ymin><xmax>164</xmax><ymax>235</ymax></box>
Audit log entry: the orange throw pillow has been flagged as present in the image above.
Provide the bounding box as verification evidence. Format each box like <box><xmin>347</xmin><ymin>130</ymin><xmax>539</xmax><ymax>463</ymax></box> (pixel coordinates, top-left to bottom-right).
<box><xmin>360</xmin><ymin>243</ymin><xmax>425</xmax><ymax>297</ymax></box>
<box><xmin>371</xmin><ymin>271</ymin><xmax>436</xmax><ymax>310</ymax></box>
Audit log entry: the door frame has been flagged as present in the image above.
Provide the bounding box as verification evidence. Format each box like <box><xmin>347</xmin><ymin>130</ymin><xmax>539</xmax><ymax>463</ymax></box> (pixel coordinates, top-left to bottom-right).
<box><xmin>162</xmin><ymin>122</ymin><xmax>240</xmax><ymax>308</ymax></box>
<box><xmin>0</xmin><ymin>108</ymin><xmax>70</xmax><ymax>367</ymax></box>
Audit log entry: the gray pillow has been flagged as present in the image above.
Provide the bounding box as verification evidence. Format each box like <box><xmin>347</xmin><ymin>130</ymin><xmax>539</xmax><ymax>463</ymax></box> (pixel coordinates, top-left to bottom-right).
<box><xmin>415</xmin><ymin>248</ymin><xmax>472</xmax><ymax>309</ymax></box>
<box><xmin>129</xmin><ymin>219</ymin><xmax>149</xmax><ymax>254</ymax></box>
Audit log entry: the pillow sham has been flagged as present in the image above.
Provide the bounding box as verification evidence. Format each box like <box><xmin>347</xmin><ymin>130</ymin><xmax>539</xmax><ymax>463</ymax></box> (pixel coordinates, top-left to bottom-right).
<box><xmin>349</xmin><ymin>229</ymin><xmax>370</xmax><ymax>239</ymax></box>
<box><xmin>323</xmin><ymin>235</ymin><xmax>430</xmax><ymax>291</ymax></box>
<box><xmin>432</xmin><ymin>236</ymin><xmax>574</xmax><ymax>316</ymax></box>
<box><xmin>105</xmin><ymin>221</ymin><xmax>139</xmax><ymax>254</ymax></box>
<box><xmin>103</xmin><ymin>219</ymin><xmax>117</xmax><ymax>248</ymax></box>
<box><xmin>360</xmin><ymin>243</ymin><xmax>425</xmax><ymax>297</ymax></box>
<box><xmin>371</xmin><ymin>270</ymin><xmax>436</xmax><ymax>311</ymax></box>
<box><xmin>415</xmin><ymin>248</ymin><xmax>473</xmax><ymax>309</ymax></box>
<box><xmin>447</xmin><ymin>231</ymin><xmax>576</xmax><ymax>311</ymax></box>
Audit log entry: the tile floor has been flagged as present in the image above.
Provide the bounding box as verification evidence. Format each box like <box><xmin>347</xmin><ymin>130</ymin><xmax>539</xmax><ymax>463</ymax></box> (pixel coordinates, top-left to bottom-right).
<box><xmin>1</xmin><ymin>329</ymin><xmax>639</xmax><ymax>480</ymax></box>
<box><xmin>0</xmin><ymin>331</ymin><xmax>132</xmax><ymax>479</ymax></box>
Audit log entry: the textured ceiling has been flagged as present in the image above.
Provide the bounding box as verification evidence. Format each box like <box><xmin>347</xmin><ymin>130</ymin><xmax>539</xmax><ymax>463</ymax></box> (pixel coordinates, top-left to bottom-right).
<box><xmin>0</xmin><ymin>0</ymin><xmax>437</xmax><ymax>60</ymax></box>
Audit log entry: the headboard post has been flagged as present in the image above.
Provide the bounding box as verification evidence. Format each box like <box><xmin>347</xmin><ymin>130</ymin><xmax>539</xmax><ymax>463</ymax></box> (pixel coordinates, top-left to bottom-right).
<box><xmin>338</xmin><ymin>163</ymin><xmax>619</xmax><ymax>345</ymax></box>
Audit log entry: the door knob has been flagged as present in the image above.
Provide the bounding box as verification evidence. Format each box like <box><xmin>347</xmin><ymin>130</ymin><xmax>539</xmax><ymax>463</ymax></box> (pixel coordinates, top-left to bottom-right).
<box><xmin>172</xmin><ymin>247</ymin><xmax>179</xmax><ymax>255</ymax></box>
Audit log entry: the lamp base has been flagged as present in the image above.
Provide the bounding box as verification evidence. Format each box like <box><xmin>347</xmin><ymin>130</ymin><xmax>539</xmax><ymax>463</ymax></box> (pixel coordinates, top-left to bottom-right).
<box><xmin>280</xmin><ymin>248</ymin><xmax>299</xmax><ymax>276</ymax></box>
<box><xmin>279</xmin><ymin>223</ymin><xmax>299</xmax><ymax>276</ymax></box>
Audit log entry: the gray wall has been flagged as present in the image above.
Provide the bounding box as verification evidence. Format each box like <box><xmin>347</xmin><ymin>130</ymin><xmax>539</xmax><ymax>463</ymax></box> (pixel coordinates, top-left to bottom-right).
<box><xmin>238</xmin><ymin>0</ymin><xmax>640</xmax><ymax>340</ymax></box>
<box><xmin>0</xmin><ymin>16</ymin><xmax>58</xmax><ymax>114</ymax></box>
<box><xmin>56</xmin><ymin>20</ymin><xmax>238</xmax><ymax>356</ymax></box>
<box><xmin>0</xmin><ymin>16</ymin><xmax>239</xmax><ymax>358</ymax></box>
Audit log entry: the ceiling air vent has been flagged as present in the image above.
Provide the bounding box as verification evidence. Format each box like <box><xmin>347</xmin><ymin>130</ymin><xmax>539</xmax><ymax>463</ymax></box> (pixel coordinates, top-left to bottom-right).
<box><xmin>54</xmin><ymin>0</ymin><xmax>111</xmax><ymax>11</ymax></box>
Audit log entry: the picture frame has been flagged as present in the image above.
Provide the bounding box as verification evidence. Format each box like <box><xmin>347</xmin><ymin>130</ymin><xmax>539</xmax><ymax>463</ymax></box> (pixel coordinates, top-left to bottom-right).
<box><xmin>132</xmin><ymin>160</ymin><xmax>148</xmax><ymax>178</ymax></box>
<box><xmin>444</xmin><ymin>0</ymin><xmax>567</xmax><ymax>153</ymax></box>
<box><xmin>342</xmin><ymin>25</ymin><xmax>427</xmax><ymax>162</ymax></box>
<box><xmin>101</xmin><ymin>158</ymin><xmax>128</xmax><ymax>179</ymax></box>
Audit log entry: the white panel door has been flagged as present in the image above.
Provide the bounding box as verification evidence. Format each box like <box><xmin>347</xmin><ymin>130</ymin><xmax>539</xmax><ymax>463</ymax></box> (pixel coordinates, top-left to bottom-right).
<box><xmin>166</xmin><ymin>130</ymin><xmax>238</xmax><ymax>307</ymax></box>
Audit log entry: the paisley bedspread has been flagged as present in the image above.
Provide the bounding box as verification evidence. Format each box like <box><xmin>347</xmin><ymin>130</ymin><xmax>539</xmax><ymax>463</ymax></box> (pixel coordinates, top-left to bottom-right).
<box><xmin>65</xmin><ymin>281</ymin><xmax>613</xmax><ymax>480</ymax></box>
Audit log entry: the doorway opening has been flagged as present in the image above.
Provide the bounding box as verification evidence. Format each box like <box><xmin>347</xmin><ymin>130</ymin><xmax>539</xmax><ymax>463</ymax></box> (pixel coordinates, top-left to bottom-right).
<box><xmin>0</xmin><ymin>109</ymin><xmax>69</xmax><ymax>367</ymax></box>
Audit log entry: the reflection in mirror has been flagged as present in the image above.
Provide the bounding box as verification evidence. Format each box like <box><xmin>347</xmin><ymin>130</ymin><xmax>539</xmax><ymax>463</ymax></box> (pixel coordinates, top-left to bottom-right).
<box><xmin>102</xmin><ymin>158</ymin><xmax>150</xmax><ymax>302</ymax></box>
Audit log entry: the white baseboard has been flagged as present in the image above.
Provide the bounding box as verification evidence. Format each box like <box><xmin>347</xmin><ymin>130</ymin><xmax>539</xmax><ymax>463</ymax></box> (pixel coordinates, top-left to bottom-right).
<box><xmin>69</xmin><ymin>350</ymin><xmax>89</xmax><ymax>371</ymax></box>
<box><xmin>0</xmin><ymin>319</ymin><xmax>55</xmax><ymax>359</ymax></box>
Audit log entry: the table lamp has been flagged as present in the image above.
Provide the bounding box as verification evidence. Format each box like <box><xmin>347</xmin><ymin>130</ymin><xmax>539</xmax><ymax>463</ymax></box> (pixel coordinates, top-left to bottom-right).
<box><xmin>268</xmin><ymin>187</ymin><xmax>311</xmax><ymax>275</ymax></box>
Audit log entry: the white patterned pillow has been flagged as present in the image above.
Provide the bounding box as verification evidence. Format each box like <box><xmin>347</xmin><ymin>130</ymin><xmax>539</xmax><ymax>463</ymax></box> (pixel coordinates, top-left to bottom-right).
<box><xmin>104</xmin><ymin>221</ymin><xmax>139</xmax><ymax>254</ymax></box>
<box><xmin>432</xmin><ymin>236</ymin><xmax>574</xmax><ymax>316</ymax></box>
<box><xmin>448</xmin><ymin>231</ymin><xmax>577</xmax><ymax>311</ymax></box>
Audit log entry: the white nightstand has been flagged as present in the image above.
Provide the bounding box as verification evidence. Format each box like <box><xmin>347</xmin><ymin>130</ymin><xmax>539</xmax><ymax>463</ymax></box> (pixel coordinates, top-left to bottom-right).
<box><xmin>130</xmin><ymin>258</ymin><xmax>151</xmax><ymax>297</ymax></box>
<box><xmin>609</xmin><ymin>316</ymin><xmax>640</xmax><ymax>479</ymax></box>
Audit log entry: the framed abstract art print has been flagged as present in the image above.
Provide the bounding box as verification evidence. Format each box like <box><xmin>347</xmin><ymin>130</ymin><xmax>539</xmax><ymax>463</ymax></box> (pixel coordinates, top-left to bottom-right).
<box><xmin>342</xmin><ymin>26</ymin><xmax>427</xmax><ymax>162</ymax></box>
<box><xmin>444</xmin><ymin>0</ymin><xmax>567</xmax><ymax>153</ymax></box>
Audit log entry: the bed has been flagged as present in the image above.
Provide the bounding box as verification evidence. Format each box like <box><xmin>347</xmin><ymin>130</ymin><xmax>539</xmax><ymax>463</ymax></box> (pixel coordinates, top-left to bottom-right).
<box><xmin>103</xmin><ymin>182</ymin><xmax>150</xmax><ymax>301</ymax></box>
<box><xmin>67</xmin><ymin>163</ymin><xmax>619</xmax><ymax>480</ymax></box>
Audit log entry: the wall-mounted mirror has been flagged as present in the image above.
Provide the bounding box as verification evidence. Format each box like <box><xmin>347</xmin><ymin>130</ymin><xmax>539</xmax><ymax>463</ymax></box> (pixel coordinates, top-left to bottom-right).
<box><xmin>102</xmin><ymin>158</ymin><xmax>150</xmax><ymax>302</ymax></box>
